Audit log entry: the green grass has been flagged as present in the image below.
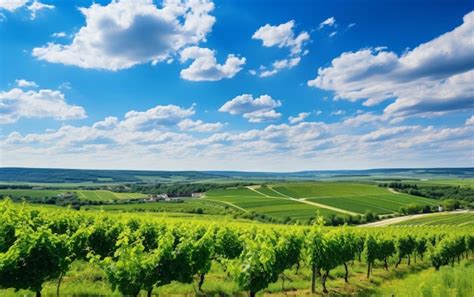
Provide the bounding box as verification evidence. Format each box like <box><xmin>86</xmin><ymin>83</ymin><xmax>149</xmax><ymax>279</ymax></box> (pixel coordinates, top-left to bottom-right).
<box><xmin>204</xmin><ymin>186</ymin><xmax>339</xmax><ymax>220</ymax></box>
<box><xmin>204</xmin><ymin>182</ymin><xmax>440</xmax><ymax>218</ymax></box>
<box><xmin>85</xmin><ymin>199</ymin><xmax>234</xmax><ymax>215</ymax></box>
<box><xmin>272</xmin><ymin>182</ymin><xmax>437</xmax><ymax>215</ymax></box>
<box><xmin>2</xmin><ymin>257</ymin><xmax>471</xmax><ymax>297</ymax></box>
<box><xmin>0</xmin><ymin>189</ymin><xmax>70</xmax><ymax>198</ymax></box>
<box><xmin>395</xmin><ymin>212</ymin><xmax>474</xmax><ymax>226</ymax></box>
<box><xmin>368</xmin><ymin>261</ymin><xmax>474</xmax><ymax>297</ymax></box>
<box><xmin>0</xmin><ymin>189</ymin><xmax>146</xmax><ymax>201</ymax></box>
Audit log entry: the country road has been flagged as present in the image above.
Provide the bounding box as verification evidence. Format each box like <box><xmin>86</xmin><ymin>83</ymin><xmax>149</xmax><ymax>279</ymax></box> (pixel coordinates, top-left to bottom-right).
<box><xmin>359</xmin><ymin>210</ymin><xmax>470</xmax><ymax>227</ymax></box>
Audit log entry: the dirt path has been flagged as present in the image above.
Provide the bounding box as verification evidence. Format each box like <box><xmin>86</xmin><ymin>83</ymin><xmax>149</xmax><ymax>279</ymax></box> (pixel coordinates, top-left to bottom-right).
<box><xmin>246</xmin><ymin>186</ymin><xmax>272</xmax><ymax>197</ymax></box>
<box><xmin>359</xmin><ymin>210</ymin><xmax>470</xmax><ymax>227</ymax></box>
<box><xmin>297</xmin><ymin>198</ymin><xmax>360</xmax><ymax>215</ymax></box>
<box><xmin>267</xmin><ymin>187</ymin><xmax>292</xmax><ymax>198</ymax></box>
<box><xmin>202</xmin><ymin>198</ymin><xmax>249</xmax><ymax>213</ymax></box>
<box><xmin>388</xmin><ymin>188</ymin><xmax>400</xmax><ymax>194</ymax></box>
<box><xmin>267</xmin><ymin>186</ymin><xmax>360</xmax><ymax>215</ymax></box>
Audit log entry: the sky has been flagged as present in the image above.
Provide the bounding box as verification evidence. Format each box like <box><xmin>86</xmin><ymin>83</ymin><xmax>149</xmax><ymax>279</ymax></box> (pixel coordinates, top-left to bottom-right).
<box><xmin>0</xmin><ymin>0</ymin><xmax>473</xmax><ymax>171</ymax></box>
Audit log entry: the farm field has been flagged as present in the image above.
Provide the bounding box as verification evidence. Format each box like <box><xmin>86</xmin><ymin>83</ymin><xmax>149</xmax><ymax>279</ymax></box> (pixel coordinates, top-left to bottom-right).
<box><xmin>85</xmin><ymin>198</ymin><xmax>235</xmax><ymax>215</ymax></box>
<box><xmin>204</xmin><ymin>187</ymin><xmax>339</xmax><ymax>220</ymax></box>
<box><xmin>394</xmin><ymin>212</ymin><xmax>474</xmax><ymax>226</ymax></box>
<box><xmin>0</xmin><ymin>202</ymin><xmax>472</xmax><ymax>297</ymax></box>
<box><xmin>205</xmin><ymin>182</ymin><xmax>439</xmax><ymax>218</ymax></box>
<box><xmin>0</xmin><ymin>189</ymin><xmax>146</xmax><ymax>201</ymax></box>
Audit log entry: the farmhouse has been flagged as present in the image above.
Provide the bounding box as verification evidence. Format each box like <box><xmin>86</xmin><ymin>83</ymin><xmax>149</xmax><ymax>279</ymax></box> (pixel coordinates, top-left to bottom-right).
<box><xmin>192</xmin><ymin>192</ymin><xmax>204</xmax><ymax>198</ymax></box>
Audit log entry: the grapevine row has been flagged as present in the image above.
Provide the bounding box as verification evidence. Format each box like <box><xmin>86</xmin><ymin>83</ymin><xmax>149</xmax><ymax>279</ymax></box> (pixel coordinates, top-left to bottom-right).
<box><xmin>0</xmin><ymin>201</ymin><xmax>472</xmax><ymax>296</ymax></box>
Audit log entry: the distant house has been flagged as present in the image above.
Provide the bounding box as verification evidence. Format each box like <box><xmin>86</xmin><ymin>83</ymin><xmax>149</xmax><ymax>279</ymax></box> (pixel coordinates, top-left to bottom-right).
<box><xmin>438</xmin><ymin>205</ymin><xmax>444</xmax><ymax>212</ymax></box>
<box><xmin>145</xmin><ymin>194</ymin><xmax>168</xmax><ymax>202</ymax></box>
<box><xmin>192</xmin><ymin>192</ymin><xmax>204</xmax><ymax>198</ymax></box>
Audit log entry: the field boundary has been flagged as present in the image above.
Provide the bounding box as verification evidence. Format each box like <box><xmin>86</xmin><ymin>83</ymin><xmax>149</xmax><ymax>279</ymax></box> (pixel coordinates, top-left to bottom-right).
<box><xmin>359</xmin><ymin>210</ymin><xmax>470</xmax><ymax>227</ymax></box>
<box><xmin>297</xmin><ymin>198</ymin><xmax>360</xmax><ymax>215</ymax></box>
<box><xmin>202</xmin><ymin>198</ymin><xmax>249</xmax><ymax>213</ymax></box>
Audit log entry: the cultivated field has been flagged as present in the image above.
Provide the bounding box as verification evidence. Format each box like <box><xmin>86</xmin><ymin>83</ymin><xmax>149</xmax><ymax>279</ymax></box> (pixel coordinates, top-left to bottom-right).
<box><xmin>0</xmin><ymin>189</ymin><xmax>146</xmax><ymax>201</ymax></box>
<box><xmin>86</xmin><ymin>199</ymin><xmax>234</xmax><ymax>215</ymax></box>
<box><xmin>394</xmin><ymin>212</ymin><xmax>474</xmax><ymax>226</ymax></box>
<box><xmin>204</xmin><ymin>183</ymin><xmax>438</xmax><ymax>218</ymax></box>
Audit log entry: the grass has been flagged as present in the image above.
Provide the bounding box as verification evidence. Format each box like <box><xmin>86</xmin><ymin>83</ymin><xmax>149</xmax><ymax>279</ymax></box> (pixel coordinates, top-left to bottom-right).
<box><xmin>395</xmin><ymin>212</ymin><xmax>474</xmax><ymax>226</ymax></box>
<box><xmin>85</xmin><ymin>199</ymin><xmax>235</xmax><ymax>215</ymax></box>
<box><xmin>367</xmin><ymin>261</ymin><xmax>474</xmax><ymax>297</ymax></box>
<box><xmin>204</xmin><ymin>187</ymin><xmax>338</xmax><ymax>220</ymax></box>
<box><xmin>273</xmin><ymin>182</ymin><xmax>437</xmax><ymax>215</ymax></box>
<box><xmin>204</xmin><ymin>183</ymin><xmax>439</xmax><ymax>219</ymax></box>
<box><xmin>2</xmin><ymin>256</ymin><xmax>471</xmax><ymax>296</ymax></box>
<box><xmin>0</xmin><ymin>189</ymin><xmax>146</xmax><ymax>201</ymax></box>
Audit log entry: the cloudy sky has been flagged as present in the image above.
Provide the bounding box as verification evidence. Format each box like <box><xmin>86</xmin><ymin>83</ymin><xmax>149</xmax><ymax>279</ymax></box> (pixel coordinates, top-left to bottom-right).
<box><xmin>0</xmin><ymin>0</ymin><xmax>473</xmax><ymax>171</ymax></box>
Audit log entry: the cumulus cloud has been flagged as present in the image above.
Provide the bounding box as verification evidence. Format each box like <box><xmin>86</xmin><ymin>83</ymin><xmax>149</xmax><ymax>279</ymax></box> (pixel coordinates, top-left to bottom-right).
<box><xmin>289</xmin><ymin>112</ymin><xmax>310</xmax><ymax>124</ymax></box>
<box><xmin>3</xmin><ymin>108</ymin><xmax>473</xmax><ymax>170</ymax></box>
<box><xmin>0</xmin><ymin>87</ymin><xmax>86</xmax><ymax>124</ymax></box>
<box><xmin>308</xmin><ymin>11</ymin><xmax>474</xmax><ymax>118</ymax></box>
<box><xmin>259</xmin><ymin>57</ymin><xmax>300</xmax><ymax>77</ymax></box>
<box><xmin>319</xmin><ymin>17</ymin><xmax>336</xmax><ymax>29</ymax></box>
<box><xmin>243</xmin><ymin>109</ymin><xmax>281</xmax><ymax>123</ymax></box>
<box><xmin>252</xmin><ymin>20</ymin><xmax>310</xmax><ymax>77</ymax></box>
<box><xmin>0</xmin><ymin>0</ymin><xmax>53</xmax><ymax>19</ymax></box>
<box><xmin>32</xmin><ymin>0</ymin><xmax>215</xmax><ymax>70</ymax></box>
<box><xmin>16</xmin><ymin>79</ymin><xmax>38</xmax><ymax>88</ymax></box>
<box><xmin>28</xmin><ymin>0</ymin><xmax>53</xmax><ymax>19</ymax></box>
<box><xmin>179</xmin><ymin>46</ymin><xmax>245</xmax><ymax>81</ymax></box>
<box><xmin>466</xmin><ymin>115</ymin><xmax>474</xmax><ymax>126</ymax></box>
<box><xmin>177</xmin><ymin>118</ymin><xmax>223</xmax><ymax>132</ymax></box>
<box><xmin>253</xmin><ymin>20</ymin><xmax>309</xmax><ymax>55</ymax></box>
<box><xmin>120</xmin><ymin>104</ymin><xmax>195</xmax><ymax>131</ymax></box>
<box><xmin>219</xmin><ymin>94</ymin><xmax>282</xmax><ymax>122</ymax></box>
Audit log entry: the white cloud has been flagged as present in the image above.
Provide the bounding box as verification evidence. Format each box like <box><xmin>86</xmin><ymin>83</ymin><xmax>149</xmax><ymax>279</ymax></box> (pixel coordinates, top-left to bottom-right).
<box><xmin>51</xmin><ymin>32</ymin><xmax>67</xmax><ymax>38</ymax></box>
<box><xmin>219</xmin><ymin>94</ymin><xmax>282</xmax><ymax>122</ymax></box>
<box><xmin>28</xmin><ymin>0</ymin><xmax>53</xmax><ymax>19</ymax></box>
<box><xmin>2</xmin><ymin>108</ymin><xmax>473</xmax><ymax>170</ymax></box>
<box><xmin>252</xmin><ymin>20</ymin><xmax>309</xmax><ymax>55</ymax></box>
<box><xmin>319</xmin><ymin>17</ymin><xmax>336</xmax><ymax>29</ymax></box>
<box><xmin>92</xmin><ymin>116</ymin><xmax>119</xmax><ymax>130</ymax></box>
<box><xmin>288</xmin><ymin>112</ymin><xmax>310</xmax><ymax>124</ymax></box>
<box><xmin>179</xmin><ymin>46</ymin><xmax>245</xmax><ymax>81</ymax></box>
<box><xmin>16</xmin><ymin>79</ymin><xmax>38</xmax><ymax>88</ymax></box>
<box><xmin>308</xmin><ymin>11</ymin><xmax>474</xmax><ymax>118</ymax></box>
<box><xmin>0</xmin><ymin>87</ymin><xmax>86</xmax><ymax>124</ymax></box>
<box><xmin>0</xmin><ymin>0</ymin><xmax>28</xmax><ymax>11</ymax></box>
<box><xmin>120</xmin><ymin>104</ymin><xmax>195</xmax><ymax>131</ymax></box>
<box><xmin>252</xmin><ymin>20</ymin><xmax>309</xmax><ymax>77</ymax></box>
<box><xmin>259</xmin><ymin>57</ymin><xmax>300</xmax><ymax>77</ymax></box>
<box><xmin>331</xmin><ymin>110</ymin><xmax>346</xmax><ymax>116</ymax></box>
<box><xmin>329</xmin><ymin>31</ymin><xmax>337</xmax><ymax>38</ymax></box>
<box><xmin>178</xmin><ymin>119</ymin><xmax>223</xmax><ymax>132</ymax></box>
<box><xmin>244</xmin><ymin>109</ymin><xmax>281</xmax><ymax>123</ymax></box>
<box><xmin>32</xmin><ymin>0</ymin><xmax>215</xmax><ymax>70</ymax></box>
<box><xmin>466</xmin><ymin>115</ymin><xmax>474</xmax><ymax>126</ymax></box>
<box><xmin>361</xmin><ymin>126</ymin><xmax>418</xmax><ymax>142</ymax></box>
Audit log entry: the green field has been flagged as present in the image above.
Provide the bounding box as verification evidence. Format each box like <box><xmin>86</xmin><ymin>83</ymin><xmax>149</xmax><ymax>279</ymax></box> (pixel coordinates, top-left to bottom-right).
<box><xmin>204</xmin><ymin>187</ymin><xmax>339</xmax><ymax>220</ymax></box>
<box><xmin>86</xmin><ymin>199</ymin><xmax>234</xmax><ymax>215</ymax></box>
<box><xmin>204</xmin><ymin>182</ymin><xmax>439</xmax><ymax>219</ymax></box>
<box><xmin>0</xmin><ymin>189</ymin><xmax>146</xmax><ymax>201</ymax></box>
<box><xmin>395</xmin><ymin>212</ymin><xmax>474</xmax><ymax>226</ymax></box>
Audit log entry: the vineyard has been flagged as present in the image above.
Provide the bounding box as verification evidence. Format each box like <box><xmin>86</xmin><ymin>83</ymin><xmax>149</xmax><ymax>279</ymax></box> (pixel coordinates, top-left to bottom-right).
<box><xmin>0</xmin><ymin>200</ymin><xmax>472</xmax><ymax>296</ymax></box>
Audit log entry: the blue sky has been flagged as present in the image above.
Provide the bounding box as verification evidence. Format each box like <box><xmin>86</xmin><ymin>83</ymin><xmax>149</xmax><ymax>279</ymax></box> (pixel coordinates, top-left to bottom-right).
<box><xmin>0</xmin><ymin>0</ymin><xmax>473</xmax><ymax>171</ymax></box>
